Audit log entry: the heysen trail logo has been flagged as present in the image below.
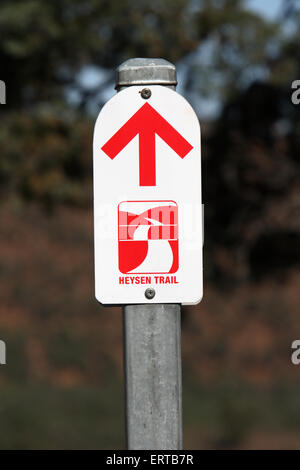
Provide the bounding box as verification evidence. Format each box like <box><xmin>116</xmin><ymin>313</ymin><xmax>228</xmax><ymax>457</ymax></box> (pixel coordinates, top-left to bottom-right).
<box><xmin>118</xmin><ymin>201</ymin><xmax>179</xmax><ymax>274</ymax></box>
<box><xmin>0</xmin><ymin>80</ymin><xmax>6</xmax><ymax>104</ymax></box>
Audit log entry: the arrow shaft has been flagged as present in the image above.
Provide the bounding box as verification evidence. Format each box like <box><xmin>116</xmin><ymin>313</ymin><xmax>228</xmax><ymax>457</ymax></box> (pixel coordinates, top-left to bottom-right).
<box><xmin>139</xmin><ymin>130</ymin><xmax>156</xmax><ymax>186</ymax></box>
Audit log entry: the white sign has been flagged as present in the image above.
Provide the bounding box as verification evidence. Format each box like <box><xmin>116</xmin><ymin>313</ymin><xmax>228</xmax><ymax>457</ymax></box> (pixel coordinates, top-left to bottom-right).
<box><xmin>93</xmin><ymin>85</ymin><xmax>202</xmax><ymax>304</ymax></box>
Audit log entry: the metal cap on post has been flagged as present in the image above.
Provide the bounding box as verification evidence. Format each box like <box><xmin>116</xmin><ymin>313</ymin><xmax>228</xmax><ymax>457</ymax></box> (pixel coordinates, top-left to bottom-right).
<box><xmin>115</xmin><ymin>58</ymin><xmax>177</xmax><ymax>91</ymax></box>
<box><xmin>119</xmin><ymin>58</ymin><xmax>182</xmax><ymax>450</ymax></box>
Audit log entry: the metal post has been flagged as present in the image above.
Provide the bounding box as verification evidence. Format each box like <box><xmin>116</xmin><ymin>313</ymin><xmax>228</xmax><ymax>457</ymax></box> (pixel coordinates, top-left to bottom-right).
<box><xmin>124</xmin><ymin>304</ymin><xmax>182</xmax><ymax>450</ymax></box>
<box><xmin>116</xmin><ymin>58</ymin><xmax>182</xmax><ymax>450</ymax></box>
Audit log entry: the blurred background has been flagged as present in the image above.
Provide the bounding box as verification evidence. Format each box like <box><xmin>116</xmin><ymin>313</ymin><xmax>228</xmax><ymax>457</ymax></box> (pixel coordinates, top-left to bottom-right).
<box><xmin>0</xmin><ymin>0</ymin><xmax>299</xmax><ymax>449</ymax></box>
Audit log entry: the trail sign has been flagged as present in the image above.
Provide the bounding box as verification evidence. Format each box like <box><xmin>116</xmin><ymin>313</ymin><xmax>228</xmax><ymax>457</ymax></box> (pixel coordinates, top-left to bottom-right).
<box><xmin>93</xmin><ymin>84</ymin><xmax>202</xmax><ymax>305</ymax></box>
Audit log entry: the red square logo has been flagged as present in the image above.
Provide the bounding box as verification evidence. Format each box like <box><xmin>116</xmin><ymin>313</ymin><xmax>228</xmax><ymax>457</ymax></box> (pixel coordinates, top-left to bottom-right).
<box><xmin>118</xmin><ymin>201</ymin><xmax>179</xmax><ymax>274</ymax></box>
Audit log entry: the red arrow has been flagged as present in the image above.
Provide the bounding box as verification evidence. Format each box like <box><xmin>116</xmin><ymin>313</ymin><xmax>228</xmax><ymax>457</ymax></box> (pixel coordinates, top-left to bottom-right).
<box><xmin>101</xmin><ymin>102</ymin><xmax>193</xmax><ymax>186</ymax></box>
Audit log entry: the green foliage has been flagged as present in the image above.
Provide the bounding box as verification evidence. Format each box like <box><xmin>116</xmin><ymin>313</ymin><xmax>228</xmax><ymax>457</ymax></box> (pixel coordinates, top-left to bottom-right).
<box><xmin>0</xmin><ymin>109</ymin><xmax>93</xmax><ymax>209</ymax></box>
<box><xmin>183</xmin><ymin>381</ymin><xmax>300</xmax><ymax>449</ymax></box>
<box><xmin>0</xmin><ymin>0</ymin><xmax>298</xmax><ymax>211</ymax></box>
<box><xmin>0</xmin><ymin>384</ymin><xmax>125</xmax><ymax>449</ymax></box>
<box><xmin>0</xmin><ymin>0</ymin><xmax>198</xmax><ymax>108</ymax></box>
<box><xmin>0</xmin><ymin>0</ymin><xmax>298</xmax><ymax>109</ymax></box>
<box><xmin>47</xmin><ymin>330</ymin><xmax>87</xmax><ymax>369</ymax></box>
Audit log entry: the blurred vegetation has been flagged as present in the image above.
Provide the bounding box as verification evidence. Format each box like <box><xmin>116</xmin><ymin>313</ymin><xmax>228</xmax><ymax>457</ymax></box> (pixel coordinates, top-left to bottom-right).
<box><xmin>183</xmin><ymin>380</ymin><xmax>300</xmax><ymax>449</ymax></box>
<box><xmin>0</xmin><ymin>110</ymin><xmax>93</xmax><ymax>209</ymax></box>
<box><xmin>0</xmin><ymin>0</ymin><xmax>299</xmax><ymax>279</ymax></box>
<box><xmin>0</xmin><ymin>0</ymin><xmax>300</xmax><ymax>450</ymax></box>
<box><xmin>0</xmin><ymin>0</ymin><xmax>299</xmax><ymax>109</ymax></box>
<box><xmin>0</xmin><ymin>384</ymin><xmax>125</xmax><ymax>449</ymax></box>
<box><xmin>1</xmin><ymin>379</ymin><xmax>300</xmax><ymax>449</ymax></box>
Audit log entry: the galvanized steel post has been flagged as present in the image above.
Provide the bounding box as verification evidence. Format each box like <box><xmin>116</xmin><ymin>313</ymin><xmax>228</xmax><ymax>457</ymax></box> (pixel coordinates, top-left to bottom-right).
<box><xmin>117</xmin><ymin>58</ymin><xmax>182</xmax><ymax>450</ymax></box>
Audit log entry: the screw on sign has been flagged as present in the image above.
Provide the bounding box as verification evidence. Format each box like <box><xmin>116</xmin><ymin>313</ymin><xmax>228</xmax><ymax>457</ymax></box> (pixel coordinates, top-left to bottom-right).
<box><xmin>93</xmin><ymin>58</ymin><xmax>202</xmax><ymax>450</ymax></box>
<box><xmin>141</xmin><ymin>88</ymin><xmax>151</xmax><ymax>99</ymax></box>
